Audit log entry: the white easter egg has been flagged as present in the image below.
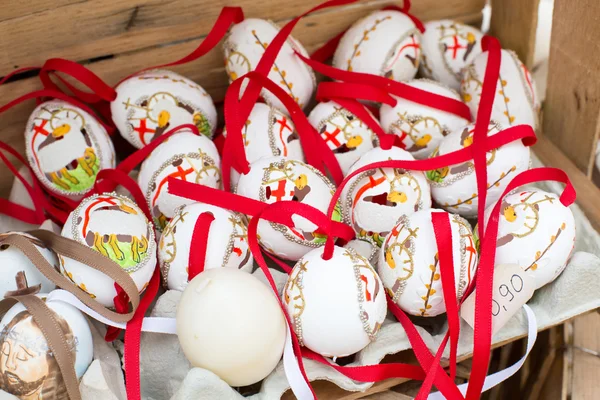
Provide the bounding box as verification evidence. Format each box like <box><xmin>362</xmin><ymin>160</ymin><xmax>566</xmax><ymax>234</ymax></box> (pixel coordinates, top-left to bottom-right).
<box><xmin>490</xmin><ymin>190</ymin><xmax>576</xmax><ymax>289</ymax></box>
<box><xmin>341</xmin><ymin>146</ymin><xmax>431</xmax><ymax>248</ymax></box>
<box><xmin>0</xmin><ymin>294</ymin><xmax>93</xmax><ymax>397</ymax></box>
<box><xmin>308</xmin><ymin>101</ymin><xmax>379</xmax><ymax>175</ymax></box>
<box><xmin>223</xmin><ymin>103</ymin><xmax>305</xmax><ymax>189</ymax></box>
<box><xmin>427</xmin><ymin>121</ymin><xmax>531</xmax><ymax>218</ymax></box>
<box><xmin>159</xmin><ymin>203</ymin><xmax>253</xmax><ymax>291</ymax></box>
<box><xmin>379</xmin><ymin>209</ymin><xmax>478</xmax><ymax>316</ymax></box>
<box><xmin>283</xmin><ymin>246</ymin><xmax>386</xmax><ymax>357</ymax></box>
<box><xmin>177</xmin><ymin>268</ymin><xmax>286</xmax><ymax>386</ymax></box>
<box><xmin>419</xmin><ymin>20</ymin><xmax>484</xmax><ymax>90</ymax></box>
<box><xmin>111</xmin><ymin>69</ymin><xmax>217</xmax><ymax>148</ymax></box>
<box><xmin>24</xmin><ymin>100</ymin><xmax>116</xmax><ymax>199</ymax></box>
<box><xmin>235</xmin><ymin>157</ymin><xmax>342</xmax><ymax>261</ymax></box>
<box><xmin>223</xmin><ymin>18</ymin><xmax>316</xmax><ymax>111</ymax></box>
<box><xmin>333</xmin><ymin>10</ymin><xmax>421</xmax><ymax>82</ymax></box>
<box><xmin>461</xmin><ymin>49</ymin><xmax>540</xmax><ymax>129</ymax></box>
<box><xmin>60</xmin><ymin>193</ymin><xmax>157</xmax><ymax>307</ymax></box>
<box><xmin>137</xmin><ymin>130</ymin><xmax>221</xmax><ymax>231</ymax></box>
<box><xmin>0</xmin><ymin>233</ymin><xmax>57</xmax><ymax>297</ymax></box>
<box><xmin>379</xmin><ymin>79</ymin><xmax>470</xmax><ymax>159</ymax></box>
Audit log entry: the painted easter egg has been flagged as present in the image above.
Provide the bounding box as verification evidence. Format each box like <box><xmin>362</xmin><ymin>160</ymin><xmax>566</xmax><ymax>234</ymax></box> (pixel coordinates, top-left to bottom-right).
<box><xmin>223</xmin><ymin>103</ymin><xmax>305</xmax><ymax>189</ymax></box>
<box><xmin>333</xmin><ymin>10</ymin><xmax>421</xmax><ymax>82</ymax></box>
<box><xmin>341</xmin><ymin>146</ymin><xmax>431</xmax><ymax>248</ymax></box>
<box><xmin>0</xmin><ymin>233</ymin><xmax>57</xmax><ymax>298</ymax></box>
<box><xmin>344</xmin><ymin>239</ymin><xmax>379</xmax><ymax>265</ymax></box>
<box><xmin>60</xmin><ymin>193</ymin><xmax>157</xmax><ymax>307</ymax></box>
<box><xmin>379</xmin><ymin>79</ymin><xmax>470</xmax><ymax>159</ymax></box>
<box><xmin>0</xmin><ymin>294</ymin><xmax>93</xmax><ymax>398</ymax></box>
<box><xmin>137</xmin><ymin>130</ymin><xmax>221</xmax><ymax>231</ymax></box>
<box><xmin>223</xmin><ymin>18</ymin><xmax>316</xmax><ymax>111</ymax></box>
<box><xmin>24</xmin><ymin>100</ymin><xmax>115</xmax><ymax>198</ymax></box>
<box><xmin>159</xmin><ymin>203</ymin><xmax>253</xmax><ymax>291</ymax></box>
<box><xmin>461</xmin><ymin>49</ymin><xmax>540</xmax><ymax>129</ymax></box>
<box><xmin>308</xmin><ymin>101</ymin><xmax>379</xmax><ymax>175</ymax></box>
<box><xmin>379</xmin><ymin>209</ymin><xmax>478</xmax><ymax>316</ymax></box>
<box><xmin>426</xmin><ymin>121</ymin><xmax>531</xmax><ymax>218</ymax></box>
<box><xmin>235</xmin><ymin>157</ymin><xmax>342</xmax><ymax>261</ymax></box>
<box><xmin>177</xmin><ymin>268</ymin><xmax>286</xmax><ymax>386</ymax></box>
<box><xmin>111</xmin><ymin>69</ymin><xmax>217</xmax><ymax>148</ymax></box>
<box><xmin>419</xmin><ymin>20</ymin><xmax>484</xmax><ymax>90</ymax></box>
<box><xmin>283</xmin><ymin>245</ymin><xmax>386</xmax><ymax>357</ymax></box>
<box><xmin>490</xmin><ymin>190</ymin><xmax>576</xmax><ymax>289</ymax></box>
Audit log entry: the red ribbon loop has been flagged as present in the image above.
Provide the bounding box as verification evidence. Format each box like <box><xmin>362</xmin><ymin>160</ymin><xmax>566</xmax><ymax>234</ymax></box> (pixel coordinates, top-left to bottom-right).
<box><xmin>298</xmin><ymin>51</ymin><xmax>472</xmax><ymax>122</ymax></box>
<box><xmin>223</xmin><ymin>70</ymin><xmax>344</xmax><ymax>188</ymax></box>
<box><xmin>167</xmin><ymin>177</ymin><xmax>355</xmax><ymax>246</ymax></box>
<box><xmin>40</xmin><ymin>58</ymin><xmax>117</xmax><ymax>103</ymax></box>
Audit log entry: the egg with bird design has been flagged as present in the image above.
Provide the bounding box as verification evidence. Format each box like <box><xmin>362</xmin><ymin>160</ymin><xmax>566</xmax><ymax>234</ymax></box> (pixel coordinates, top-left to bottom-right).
<box><xmin>308</xmin><ymin>101</ymin><xmax>378</xmax><ymax>175</ymax></box>
<box><xmin>25</xmin><ymin>100</ymin><xmax>115</xmax><ymax>198</ymax></box>
<box><xmin>379</xmin><ymin>79</ymin><xmax>470</xmax><ymax>159</ymax></box>
<box><xmin>485</xmin><ymin>190</ymin><xmax>576</xmax><ymax>289</ymax></box>
<box><xmin>223</xmin><ymin>103</ymin><xmax>305</xmax><ymax>190</ymax></box>
<box><xmin>426</xmin><ymin>121</ymin><xmax>530</xmax><ymax>218</ymax></box>
<box><xmin>341</xmin><ymin>146</ymin><xmax>431</xmax><ymax>248</ymax></box>
<box><xmin>419</xmin><ymin>20</ymin><xmax>484</xmax><ymax>90</ymax></box>
<box><xmin>111</xmin><ymin>70</ymin><xmax>217</xmax><ymax>148</ymax></box>
<box><xmin>235</xmin><ymin>157</ymin><xmax>342</xmax><ymax>260</ymax></box>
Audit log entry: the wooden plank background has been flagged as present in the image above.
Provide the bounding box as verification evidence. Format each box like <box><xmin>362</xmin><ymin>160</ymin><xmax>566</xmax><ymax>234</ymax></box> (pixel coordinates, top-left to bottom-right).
<box><xmin>0</xmin><ymin>0</ymin><xmax>485</xmax><ymax>195</ymax></box>
<box><xmin>542</xmin><ymin>0</ymin><xmax>600</xmax><ymax>178</ymax></box>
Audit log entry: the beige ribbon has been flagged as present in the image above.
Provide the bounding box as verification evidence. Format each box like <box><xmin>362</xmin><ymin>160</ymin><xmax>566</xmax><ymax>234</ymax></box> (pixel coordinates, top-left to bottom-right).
<box><xmin>0</xmin><ymin>229</ymin><xmax>145</xmax><ymax>399</ymax></box>
<box><xmin>0</xmin><ymin>230</ymin><xmax>140</xmax><ymax>323</ymax></box>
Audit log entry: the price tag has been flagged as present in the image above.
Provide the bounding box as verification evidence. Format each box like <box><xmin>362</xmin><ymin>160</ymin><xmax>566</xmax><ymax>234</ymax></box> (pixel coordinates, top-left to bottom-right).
<box><xmin>460</xmin><ymin>264</ymin><xmax>535</xmax><ymax>335</ymax></box>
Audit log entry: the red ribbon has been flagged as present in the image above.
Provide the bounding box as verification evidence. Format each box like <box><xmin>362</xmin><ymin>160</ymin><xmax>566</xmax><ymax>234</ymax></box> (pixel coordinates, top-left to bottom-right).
<box><xmin>188</xmin><ymin>212</ymin><xmax>216</xmax><ymax>280</ymax></box>
<box><xmin>38</xmin><ymin>6</ymin><xmax>244</xmax><ymax>108</ymax></box>
<box><xmin>222</xmin><ymin>70</ymin><xmax>343</xmax><ymax>190</ymax></box>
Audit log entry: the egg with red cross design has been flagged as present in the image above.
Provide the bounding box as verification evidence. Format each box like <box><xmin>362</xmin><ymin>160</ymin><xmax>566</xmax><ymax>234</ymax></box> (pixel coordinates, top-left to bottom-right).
<box><xmin>138</xmin><ymin>129</ymin><xmax>221</xmax><ymax>231</ymax></box>
<box><xmin>111</xmin><ymin>69</ymin><xmax>217</xmax><ymax>148</ymax></box>
<box><xmin>379</xmin><ymin>209</ymin><xmax>478</xmax><ymax>316</ymax></box>
<box><xmin>426</xmin><ymin>121</ymin><xmax>530</xmax><ymax>218</ymax></box>
<box><xmin>419</xmin><ymin>20</ymin><xmax>484</xmax><ymax>90</ymax></box>
<box><xmin>235</xmin><ymin>157</ymin><xmax>342</xmax><ymax>261</ymax></box>
<box><xmin>223</xmin><ymin>103</ymin><xmax>305</xmax><ymax>190</ymax></box>
<box><xmin>159</xmin><ymin>203</ymin><xmax>253</xmax><ymax>292</ymax></box>
<box><xmin>308</xmin><ymin>101</ymin><xmax>379</xmax><ymax>175</ymax></box>
<box><xmin>333</xmin><ymin>10</ymin><xmax>421</xmax><ymax>82</ymax></box>
<box><xmin>60</xmin><ymin>193</ymin><xmax>157</xmax><ymax>307</ymax></box>
<box><xmin>461</xmin><ymin>49</ymin><xmax>540</xmax><ymax>129</ymax></box>
<box><xmin>223</xmin><ymin>18</ymin><xmax>316</xmax><ymax>111</ymax></box>
<box><xmin>283</xmin><ymin>245</ymin><xmax>387</xmax><ymax>357</ymax></box>
<box><xmin>487</xmin><ymin>190</ymin><xmax>576</xmax><ymax>289</ymax></box>
<box><xmin>341</xmin><ymin>146</ymin><xmax>431</xmax><ymax>249</ymax></box>
<box><xmin>379</xmin><ymin>79</ymin><xmax>470</xmax><ymax>159</ymax></box>
<box><xmin>24</xmin><ymin>100</ymin><xmax>115</xmax><ymax>199</ymax></box>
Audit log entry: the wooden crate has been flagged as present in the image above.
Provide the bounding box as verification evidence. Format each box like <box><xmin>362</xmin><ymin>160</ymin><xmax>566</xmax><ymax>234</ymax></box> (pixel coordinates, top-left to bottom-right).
<box><xmin>1</xmin><ymin>0</ymin><xmax>599</xmax><ymax>398</ymax></box>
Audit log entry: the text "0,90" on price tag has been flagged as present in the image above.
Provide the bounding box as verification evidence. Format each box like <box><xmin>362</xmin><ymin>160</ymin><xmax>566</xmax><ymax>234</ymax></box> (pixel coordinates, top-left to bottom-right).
<box><xmin>460</xmin><ymin>263</ymin><xmax>535</xmax><ymax>336</ymax></box>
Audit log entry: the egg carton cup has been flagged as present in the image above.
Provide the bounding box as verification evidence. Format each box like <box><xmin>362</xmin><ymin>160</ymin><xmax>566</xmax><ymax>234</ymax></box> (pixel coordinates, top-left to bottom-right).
<box><xmin>1</xmin><ymin>155</ymin><xmax>598</xmax><ymax>400</ymax></box>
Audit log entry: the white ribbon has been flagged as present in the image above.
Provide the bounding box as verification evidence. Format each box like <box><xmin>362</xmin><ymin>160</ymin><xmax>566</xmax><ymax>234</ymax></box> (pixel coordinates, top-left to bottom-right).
<box><xmin>428</xmin><ymin>304</ymin><xmax>537</xmax><ymax>399</ymax></box>
<box><xmin>47</xmin><ymin>290</ymin><xmax>536</xmax><ymax>400</ymax></box>
<box><xmin>46</xmin><ymin>290</ymin><xmax>177</xmax><ymax>334</ymax></box>
<box><xmin>283</xmin><ymin>324</ymin><xmax>314</xmax><ymax>400</ymax></box>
